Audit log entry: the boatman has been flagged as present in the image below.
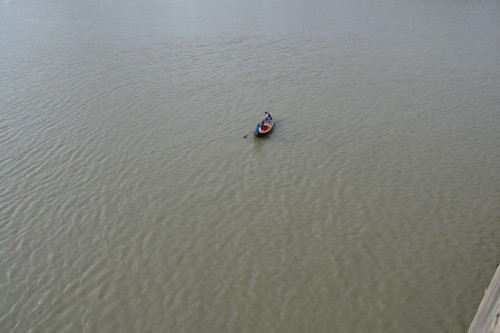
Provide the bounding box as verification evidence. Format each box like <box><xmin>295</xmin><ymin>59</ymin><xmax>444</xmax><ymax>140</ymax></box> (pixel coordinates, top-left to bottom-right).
<box><xmin>254</xmin><ymin>123</ymin><xmax>261</xmax><ymax>133</ymax></box>
<box><xmin>264</xmin><ymin>112</ymin><xmax>272</xmax><ymax>121</ymax></box>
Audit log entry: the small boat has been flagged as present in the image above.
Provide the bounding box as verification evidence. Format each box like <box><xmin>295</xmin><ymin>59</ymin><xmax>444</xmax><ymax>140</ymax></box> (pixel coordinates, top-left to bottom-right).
<box><xmin>254</xmin><ymin>119</ymin><xmax>274</xmax><ymax>137</ymax></box>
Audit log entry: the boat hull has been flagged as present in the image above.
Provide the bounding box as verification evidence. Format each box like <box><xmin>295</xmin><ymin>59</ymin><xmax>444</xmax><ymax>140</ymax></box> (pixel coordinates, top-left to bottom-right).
<box><xmin>254</xmin><ymin>120</ymin><xmax>274</xmax><ymax>137</ymax></box>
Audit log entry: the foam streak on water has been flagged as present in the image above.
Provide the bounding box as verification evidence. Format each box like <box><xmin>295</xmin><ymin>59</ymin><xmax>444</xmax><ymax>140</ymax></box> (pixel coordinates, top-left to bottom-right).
<box><xmin>1</xmin><ymin>0</ymin><xmax>499</xmax><ymax>331</ymax></box>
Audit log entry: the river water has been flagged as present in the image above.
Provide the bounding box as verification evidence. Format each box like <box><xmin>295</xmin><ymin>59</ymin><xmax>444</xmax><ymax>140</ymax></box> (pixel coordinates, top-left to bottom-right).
<box><xmin>1</xmin><ymin>0</ymin><xmax>499</xmax><ymax>332</ymax></box>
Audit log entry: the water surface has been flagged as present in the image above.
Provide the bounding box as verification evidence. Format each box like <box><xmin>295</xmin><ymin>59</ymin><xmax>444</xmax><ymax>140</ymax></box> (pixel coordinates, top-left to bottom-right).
<box><xmin>1</xmin><ymin>0</ymin><xmax>499</xmax><ymax>331</ymax></box>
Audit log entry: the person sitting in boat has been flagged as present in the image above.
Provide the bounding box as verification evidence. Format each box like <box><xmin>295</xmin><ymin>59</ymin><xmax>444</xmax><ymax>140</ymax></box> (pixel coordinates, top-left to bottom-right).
<box><xmin>264</xmin><ymin>112</ymin><xmax>272</xmax><ymax>121</ymax></box>
<box><xmin>260</xmin><ymin>121</ymin><xmax>269</xmax><ymax>131</ymax></box>
<box><xmin>254</xmin><ymin>123</ymin><xmax>261</xmax><ymax>133</ymax></box>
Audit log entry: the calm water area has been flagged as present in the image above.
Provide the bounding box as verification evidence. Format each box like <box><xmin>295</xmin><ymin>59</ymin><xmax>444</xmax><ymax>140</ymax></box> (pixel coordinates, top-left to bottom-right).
<box><xmin>1</xmin><ymin>0</ymin><xmax>499</xmax><ymax>331</ymax></box>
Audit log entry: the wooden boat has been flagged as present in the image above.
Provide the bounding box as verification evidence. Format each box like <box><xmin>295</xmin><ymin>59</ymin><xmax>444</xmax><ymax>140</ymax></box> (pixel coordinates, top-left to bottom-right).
<box><xmin>254</xmin><ymin>119</ymin><xmax>274</xmax><ymax>137</ymax></box>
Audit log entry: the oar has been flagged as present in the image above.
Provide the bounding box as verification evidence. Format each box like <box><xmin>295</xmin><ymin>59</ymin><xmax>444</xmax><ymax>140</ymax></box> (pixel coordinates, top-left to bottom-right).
<box><xmin>243</xmin><ymin>130</ymin><xmax>254</xmax><ymax>138</ymax></box>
